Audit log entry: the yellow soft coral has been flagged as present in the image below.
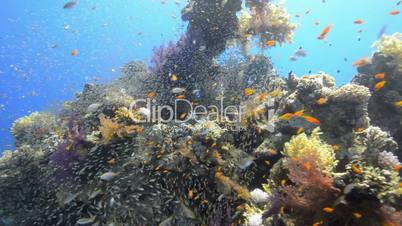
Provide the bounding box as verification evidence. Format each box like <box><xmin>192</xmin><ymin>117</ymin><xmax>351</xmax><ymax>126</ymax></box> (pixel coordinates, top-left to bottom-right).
<box><xmin>283</xmin><ymin>128</ymin><xmax>337</xmax><ymax>172</ymax></box>
<box><xmin>373</xmin><ymin>33</ymin><xmax>402</xmax><ymax>72</ymax></box>
<box><xmin>238</xmin><ymin>1</ymin><xmax>297</xmax><ymax>56</ymax></box>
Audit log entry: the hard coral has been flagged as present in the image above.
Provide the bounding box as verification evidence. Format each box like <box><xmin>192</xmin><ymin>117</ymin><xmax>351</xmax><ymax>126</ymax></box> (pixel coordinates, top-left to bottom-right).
<box><xmin>11</xmin><ymin>112</ymin><xmax>58</xmax><ymax>148</ymax></box>
<box><xmin>373</xmin><ymin>33</ymin><xmax>402</xmax><ymax>72</ymax></box>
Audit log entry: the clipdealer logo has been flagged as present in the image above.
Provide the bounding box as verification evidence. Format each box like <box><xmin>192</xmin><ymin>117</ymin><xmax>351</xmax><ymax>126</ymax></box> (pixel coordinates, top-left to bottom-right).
<box><xmin>128</xmin><ymin>97</ymin><xmax>277</xmax><ymax>129</ymax></box>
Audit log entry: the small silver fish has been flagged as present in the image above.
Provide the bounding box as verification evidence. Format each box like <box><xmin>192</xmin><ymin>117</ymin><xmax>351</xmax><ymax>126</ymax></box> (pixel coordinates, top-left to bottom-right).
<box><xmin>289</xmin><ymin>56</ymin><xmax>298</xmax><ymax>62</ymax></box>
<box><xmin>100</xmin><ymin>172</ymin><xmax>117</xmax><ymax>181</ymax></box>
<box><xmin>236</xmin><ymin>156</ymin><xmax>256</xmax><ymax>170</ymax></box>
<box><xmin>295</xmin><ymin>50</ymin><xmax>307</xmax><ymax>57</ymax></box>
<box><xmin>76</xmin><ymin>216</ymin><xmax>95</xmax><ymax>225</ymax></box>
<box><xmin>171</xmin><ymin>87</ymin><xmax>186</xmax><ymax>94</ymax></box>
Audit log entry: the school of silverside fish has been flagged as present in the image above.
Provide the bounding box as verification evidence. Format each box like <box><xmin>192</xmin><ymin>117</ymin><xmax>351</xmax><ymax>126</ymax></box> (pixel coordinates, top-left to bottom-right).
<box><xmin>1</xmin><ymin>0</ymin><xmax>402</xmax><ymax>225</ymax></box>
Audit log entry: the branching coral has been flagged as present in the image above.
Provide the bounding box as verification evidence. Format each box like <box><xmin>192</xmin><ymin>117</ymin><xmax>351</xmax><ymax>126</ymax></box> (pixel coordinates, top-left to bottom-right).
<box><xmin>283</xmin><ymin>128</ymin><xmax>337</xmax><ymax>172</ymax></box>
<box><xmin>373</xmin><ymin>33</ymin><xmax>402</xmax><ymax>72</ymax></box>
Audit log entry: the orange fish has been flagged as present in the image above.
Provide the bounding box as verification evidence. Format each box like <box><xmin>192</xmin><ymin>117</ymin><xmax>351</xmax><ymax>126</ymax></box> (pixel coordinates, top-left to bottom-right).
<box><xmin>353</xmin><ymin>212</ymin><xmax>362</xmax><ymax>219</ymax></box>
<box><xmin>107</xmin><ymin>158</ymin><xmax>116</xmax><ymax>165</ymax></box>
<box><xmin>256</xmin><ymin>107</ymin><xmax>265</xmax><ymax>114</ymax></box>
<box><xmin>179</xmin><ymin>113</ymin><xmax>187</xmax><ymax>120</ymax></box>
<box><xmin>394</xmin><ymin>165</ymin><xmax>402</xmax><ymax>172</ymax></box>
<box><xmin>294</xmin><ymin>109</ymin><xmax>305</xmax><ymax>117</ymax></box>
<box><xmin>244</xmin><ymin>87</ymin><xmax>255</xmax><ymax>96</ymax></box>
<box><xmin>302</xmin><ymin>115</ymin><xmax>321</xmax><ymax>125</ymax></box>
<box><xmin>318</xmin><ymin>24</ymin><xmax>333</xmax><ymax>40</ymax></box>
<box><xmin>355</xmin><ymin>127</ymin><xmax>365</xmax><ymax>132</ymax></box>
<box><xmin>71</xmin><ymin>49</ymin><xmax>79</xmax><ymax>56</ymax></box>
<box><xmin>313</xmin><ymin>220</ymin><xmax>324</xmax><ymax>226</ymax></box>
<box><xmin>351</xmin><ymin>164</ymin><xmax>362</xmax><ymax>174</ymax></box>
<box><xmin>280</xmin><ymin>113</ymin><xmax>294</xmax><ymax>120</ymax></box>
<box><xmin>257</xmin><ymin>92</ymin><xmax>268</xmax><ymax>101</ymax></box>
<box><xmin>188</xmin><ymin>189</ymin><xmax>194</xmax><ymax>199</ymax></box>
<box><xmin>265</xmin><ymin>40</ymin><xmax>276</xmax><ymax>47</ymax></box>
<box><xmin>303</xmin><ymin>162</ymin><xmax>312</xmax><ymax>170</ymax></box>
<box><xmin>374</xmin><ymin>73</ymin><xmax>385</xmax><ymax>79</ymax></box>
<box><xmin>354</xmin><ymin>20</ymin><xmax>364</xmax><ymax>24</ymax></box>
<box><xmin>267</xmin><ymin>148</ymin><xmax>278</xmax><ymax>156</ymax></box>
<box><xmin>393</xmin><ymin>101</ymin><xmax>402</xmax><ymax>107</ymax></box>
<box><xmin>374</xmin><ymin>80</ymin><xmax>386</xmax><ymax>91</ymax></box>
<box><xmin>147</xmin><ymin>91</ymin><xmax>156</xmax><ymax>98</ymax></box>
<box><xmin>323</xmin><ymin>207</ymin><xmax>335</xmax><ymax>213</ymax></box>
<box><xmin>297</xmin><ymin>127</ymin><xmax>304</xmax><ymax>134</ymax></box>
<box><xmin>353</xmin><ymin>57</ymin><xmax>370</xmax><ymax>67</ymax></box>
<box><xmin>332</xmin><ymin>144</ymin><xmax>341</xmax><ymax>152</ymax></box>
<box><xmin>170</xmin><ymin>73</ymin><xmax>178</xmax><ymax>81</ymax></box>
<box><xmin>390</xmin><ymin>10</ymin><xmax>400</xmax><ymax>15</ymax></box>
<box><xmin>317</xmin><ymin>97</ymin><xmax>328</xmax><ymax>105</ymax></box>
<box><xmin>176</xmin><ymin>94</ymin><xmax>186</xmax><ymax>99</ymax></box>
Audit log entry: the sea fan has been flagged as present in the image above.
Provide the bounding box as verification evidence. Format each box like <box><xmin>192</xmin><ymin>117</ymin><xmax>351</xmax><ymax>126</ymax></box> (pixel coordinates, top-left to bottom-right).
<box><xmin>281</xmin><ymin>153</ymin><xmax>340</xmax><ymax>212</ymax></box>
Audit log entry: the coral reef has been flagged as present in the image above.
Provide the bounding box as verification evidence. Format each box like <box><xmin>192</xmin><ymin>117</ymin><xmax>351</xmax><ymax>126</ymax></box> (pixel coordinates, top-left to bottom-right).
<box><xmin>1</xmin><ymin>2</ymin><xmax>401</xmax><ymax>226</ymax></box>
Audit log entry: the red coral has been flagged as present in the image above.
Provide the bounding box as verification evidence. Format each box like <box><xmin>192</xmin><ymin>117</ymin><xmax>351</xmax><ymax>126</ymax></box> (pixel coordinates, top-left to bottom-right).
<box><xmin>281</xmin><ymin>154</ymin><xmax>340</xmax><ymax>212</ymax></box>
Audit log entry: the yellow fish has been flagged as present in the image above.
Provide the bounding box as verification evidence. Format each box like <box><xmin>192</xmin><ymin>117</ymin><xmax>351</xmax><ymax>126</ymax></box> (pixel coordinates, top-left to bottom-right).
<box><xmin>170</xmin><ymin>73</ymin><xmax>178</xmax><ymax>81</ymax></box>
<box><xmin>353</xmin><ymin>212</ymin><xmax>362</xmax><ymax>219</ymax></box>
<box><xmin>351</xmin><ymin>164</ymin><xmax>362</xmax><ymax>174</ymax></box>
<box><xmin>244</xmin><ymin>87</ymin><xmax>255</xmax><ymax>96</ymax></box>
<box><xmin>394</xmin><ymin>101</ymin><xmax>402</xmax><ymax>107</ymax></box>
<box><xmin>316</xmin><ymin>97</ymin><xmax>328</xmax><ymax>105</ymax></box>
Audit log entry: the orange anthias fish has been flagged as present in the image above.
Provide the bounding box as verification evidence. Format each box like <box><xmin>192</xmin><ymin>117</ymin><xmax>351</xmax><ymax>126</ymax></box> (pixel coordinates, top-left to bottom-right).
<box><xmin>354</xmin><ymin>20</ymin><xmax>364</xmax><ymax>24</ymax></box>
<box><xmin>393</xmin><ymin>101</ymin><xmax>402</xmax><ymax>107</ymax></box>
<box><xmin>374</xmin><ymin>80</ymin><xmax>386</xmax><ymax>91</ymax></box>
<box><xmin>313</xmin><ymin>220</ymin><xmax>324</xmax><ymax>226</ymax></box>
<box><xmin>265</xmin><ymin>40</ymin><xmax>276</xmax><ymax>47</ymax></box>
<box><xmin>374</xmin><ymin>73</ymin><xmax>385</xmax><ymax>79</ymax></box>
<box><xmin>394</xmin><ymin>165</ymin><xmax>402</xmax><ymax>172</ymax></box>
<box><xmin>302</xmin><ymin>115</ymin><xmax>321</xmax><ymax>125</ymax></box>
<box><xmin>353</xmin><ymin>57</ymin><xmax>370</xmax><ymax>67</ymax></box>
<box><xmin>318</xmin><ymin>24</ymin><xmax>333</xmax><ymax>40</ymax></box>
<box><xmin>390</xmin><ymin>10</ymin><xmax>400</xmax><ymax>15</ymax></box>
<box><xmin>280</xmin><ymin>113</ymin><xmax>294</xmax><ymax>120</ymax></box>
<box><xmin>147</xmin><ymin>91</ymin><xmax>157</xmax><ymax>98</ymax></box>
<box><xmin>293</xmin><ymin>109</ymin><xmax>305</xmax><ymax>117</ymax></box>
<box><xmin>317</xmin><ymin>97</ymin><xmax>328</xmax><ymax>105</ymax></box>
<box><xmin>297</xmin><ymin>127</ymin><xmax>304</xmax><ymax>135</ymax></box>
<box><xmin>71</xmin><ymin>49</ymin><xmax>79</xmax><ymax>56</ymax></box>
<box><xmin>244</xmin><ymin>87</ymin><xmax>255</xmax><ymax>96</ymax></box>
<box><xmin>257</xmin><ymin>92</ymin><xmax>268</xmax><ymax>101</ymax></box>
<box><xmin>323</xmin><ymin>207</ymin><xmax>335</xmax><ymax>213</ymax></box>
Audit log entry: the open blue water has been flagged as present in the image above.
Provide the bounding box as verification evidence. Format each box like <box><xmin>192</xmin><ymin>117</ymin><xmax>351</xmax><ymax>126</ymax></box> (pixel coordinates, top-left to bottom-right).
<box><xmin>0</xmin><ymin>0</ymin><xmax>401</xmax><ymax>152</ymax></box>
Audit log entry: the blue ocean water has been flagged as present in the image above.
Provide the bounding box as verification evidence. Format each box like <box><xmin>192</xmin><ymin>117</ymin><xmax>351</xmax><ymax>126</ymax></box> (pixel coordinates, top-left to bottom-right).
<box><xmin>0</xmin><ymin>0</ymin><xmax>401</xmax><ymax>152</ymax></box>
